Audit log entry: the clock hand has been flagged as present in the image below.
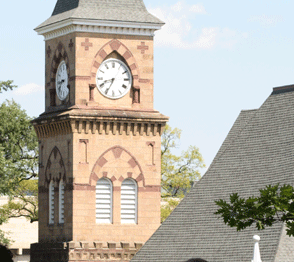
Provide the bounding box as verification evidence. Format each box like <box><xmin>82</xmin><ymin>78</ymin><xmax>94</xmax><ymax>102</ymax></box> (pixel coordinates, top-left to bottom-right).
<box><xmin>105</xmin><ymin>78</ymin><xmax>115</xmax><ymax>94</ymax></box>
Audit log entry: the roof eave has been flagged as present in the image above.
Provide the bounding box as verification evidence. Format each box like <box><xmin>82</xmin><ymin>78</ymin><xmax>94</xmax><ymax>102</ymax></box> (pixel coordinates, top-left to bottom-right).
<box><xmin>35</xmin><ymin>18</ymin><xmax>164</xmax><ymax>40</ymax></box>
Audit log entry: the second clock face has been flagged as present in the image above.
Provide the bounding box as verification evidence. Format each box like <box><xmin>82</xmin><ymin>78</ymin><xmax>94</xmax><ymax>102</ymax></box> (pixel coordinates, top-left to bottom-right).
<box><xmin>96</xmin><ymin>58</ymin><xmax>132</xmax><ymax>99</ymax></box>
<box><xmin>56</xmin><ymin>61</ymin><xmax>69</xmax><ymax>101</ymax></box>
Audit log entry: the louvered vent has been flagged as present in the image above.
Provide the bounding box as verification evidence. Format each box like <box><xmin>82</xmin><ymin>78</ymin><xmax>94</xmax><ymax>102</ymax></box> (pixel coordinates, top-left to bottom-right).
<box><xmin>59</xmin><ymin>180</ymin><xmax>65</xmax><ymax>224</ymax></box>
<box><xmin>121</xmin><ymin>179</ymin><xmax>137</xmax><ymax>224</ymax></box>
<box><xmin>96</xmin><ymin>178</ymin><xmax>112</xmax><ymax>223</ymax></box>
<box><xmin>49</xmin><ymin>181</ymin><xmax>55</xmax><ymax>224</ymax></box>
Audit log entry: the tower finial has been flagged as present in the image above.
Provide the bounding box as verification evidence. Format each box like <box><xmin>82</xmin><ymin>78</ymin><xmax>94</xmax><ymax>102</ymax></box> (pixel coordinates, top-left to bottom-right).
<box><xmin>251</xmin><ymin>235</ymin><xmax>262</xmax><ymax>262</ymax></box>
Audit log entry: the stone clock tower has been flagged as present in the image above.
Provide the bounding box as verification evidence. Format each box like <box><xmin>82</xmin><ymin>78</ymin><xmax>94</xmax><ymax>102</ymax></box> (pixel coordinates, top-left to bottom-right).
<box><xmin>30</xmin><ymin>1</ymin><xmax>168</xmax><ymax>261</ymax></box>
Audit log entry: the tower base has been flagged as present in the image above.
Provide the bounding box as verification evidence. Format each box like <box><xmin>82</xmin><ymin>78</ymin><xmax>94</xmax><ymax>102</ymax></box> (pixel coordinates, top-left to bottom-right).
<box><xmin>30</xmin><ymin>241</ymin><xmax>143</xmax><ymax>262</ymax></box>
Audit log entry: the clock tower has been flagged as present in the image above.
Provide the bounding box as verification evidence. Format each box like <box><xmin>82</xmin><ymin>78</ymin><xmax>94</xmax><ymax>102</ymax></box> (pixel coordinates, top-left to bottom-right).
<box><xmin>30</xmin><ymin>0</ymin><xmax>168</xmax><ymax>261</ymax></box>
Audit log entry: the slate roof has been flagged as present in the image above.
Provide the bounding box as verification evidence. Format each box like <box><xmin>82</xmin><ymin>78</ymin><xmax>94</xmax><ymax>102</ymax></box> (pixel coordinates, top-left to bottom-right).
<box><xmin>132</xmin><ymin>85</ymin><xmax>294</xmax><ymax>262</ymax></box>
<box><xmin>36</xmin><ymin>0</ymin><xmax>164</xmax><ymax>30</ymax></box>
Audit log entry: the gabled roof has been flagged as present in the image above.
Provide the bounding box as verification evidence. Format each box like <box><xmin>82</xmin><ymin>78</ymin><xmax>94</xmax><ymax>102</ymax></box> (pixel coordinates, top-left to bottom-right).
<box><xmin>36</xmin><ymin>0</ymin><xmax>164</xmax><ymax>30</ymax></box>
<box><xmin>132</xmin><ymin>85</ymin><xmax>294</xmax><ymax>262</ymax></box>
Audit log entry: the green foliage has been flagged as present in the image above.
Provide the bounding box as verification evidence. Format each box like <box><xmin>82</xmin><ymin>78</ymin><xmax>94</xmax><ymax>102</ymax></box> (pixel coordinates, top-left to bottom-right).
<box><xmin>0</xmin><ymin>100</ymin><xmax>38</xmax><ymax>194</ymax></box>
<box><xmin>0</xmin><ymin>230</ymin><xmax>12</xmax><ymax>246</ymax></box>
<box><xmin>0</xmin><ymin>81</ymin><xmax>17</xmax><ymax>93</ymax></box>
<box><xmin>161</xmin><ymin>124</ymin><xmax>205</xmax><ymax>198</ymax></box>
<box><xmin>161</xmin><ymin>198</ymin><xmax>181</xmax><ymax>223</ymax></box>
<box><xmin>0</xmin><ymin>99</ymin><xmax>38</xmax><ymax>244</ymax></box>
<box><xmin>1</xmin><ymin>180</ymin><xmax>38</xmax><ymax>223</ymax></box>
<box><xmin>215</xmin><ymin>184</ymin><xmax>294</xmax><ymax>237</ymax></box>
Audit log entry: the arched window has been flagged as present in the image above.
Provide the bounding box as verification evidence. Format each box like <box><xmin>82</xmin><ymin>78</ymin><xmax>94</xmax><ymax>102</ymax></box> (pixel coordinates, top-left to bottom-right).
<box><xmin>59</xmin><ymin>180</ymin><xmax>65</xmax><ymax>224</ymax></box>
<box><xmin>49</xmin><ymin>180</ymin><xmax>55</xmax><ymax>224</ymax></box>
<box><xmin>96</xmin><ymin>178</ymin><xmax>113</xmax><ymax>223</ymax></box>
<box><xmin>121</xmin><ymin>179</ymin><xmax>137</xmax><ymax>224</ymax></box>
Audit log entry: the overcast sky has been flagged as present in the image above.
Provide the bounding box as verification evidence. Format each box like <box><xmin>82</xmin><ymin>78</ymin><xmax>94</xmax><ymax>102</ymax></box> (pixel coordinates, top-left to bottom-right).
<box><xmin>1</xmin><ymin>0</ymin><xmax>294</xmax><ymax>174</ymax></box>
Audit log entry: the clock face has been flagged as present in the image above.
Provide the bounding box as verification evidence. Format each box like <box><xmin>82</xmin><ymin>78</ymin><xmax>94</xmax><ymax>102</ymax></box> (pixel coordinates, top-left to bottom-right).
<box><xmin>56</xmin><ymin>61</ymin><xmax>69</xmax><ymax>101</ymax></box>
<box><xmin>96</xmin><ymin>58</ymin><xmax>132</xmax><ymax>99</ymax></box>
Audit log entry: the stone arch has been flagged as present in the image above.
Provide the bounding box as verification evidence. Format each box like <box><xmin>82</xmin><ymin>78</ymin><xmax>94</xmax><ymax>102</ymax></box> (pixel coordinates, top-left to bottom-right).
<box><xmin>45</xmin><ymin>146</ymin><xmax>66</xmax><ymax>186</ymax></box>
<box><xmin>90</xmin><ymin>39</ymin><xmax>140</xmax><ymax>89</ymax></box>
<box><xmin>90</xmin><ymin>146</ymin><xmax>145</xmax><ymax>187</ymax></box>
<box><xmin>50</xmin><ymin>42</ymin><xmax>70</xmax><ymax>89</ymax></box>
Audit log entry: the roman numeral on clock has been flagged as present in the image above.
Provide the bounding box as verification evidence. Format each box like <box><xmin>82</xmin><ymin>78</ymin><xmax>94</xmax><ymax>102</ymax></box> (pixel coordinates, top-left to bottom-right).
<box><xmin>122</xmin><ymin>84</ymin><xmax>127</xmax><ymax>89</ymax></box>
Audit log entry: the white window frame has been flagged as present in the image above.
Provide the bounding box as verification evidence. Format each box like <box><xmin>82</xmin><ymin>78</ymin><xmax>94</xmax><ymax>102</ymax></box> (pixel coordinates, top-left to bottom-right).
<box><xmin>121</xmin><ymin>179</ymin><xmax>138</xmax><ymax>224</ymax></box>
<box><xmin>96</xmin><ymin>178</ymin><xmax>113</xmax><ymax>224</ymax></box>
<box><xmin>59</xmin><ymin>180</ymin><xmax>65</xmax><ymax>224</ymax></box>
<box><xmin>49</xmin><ymin>180</ymin><xmax>55</xmax><ymax>225</ymax></box>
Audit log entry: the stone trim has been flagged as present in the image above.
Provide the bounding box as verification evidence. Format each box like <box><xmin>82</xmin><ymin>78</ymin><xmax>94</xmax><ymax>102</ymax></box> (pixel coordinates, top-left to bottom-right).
<box><xmin>34</xmin><ymin>119</ymin><xmax>165</xmax><ymax>139</ymax></box>
<box><xmin>35</xmin><ymin>18</ymin><xmax>162</xmax><ymax>40</ymax></box>
<box><xmin>30</xmin><ymin>240</ymin><xmax>143</xmax><ymax>261</ymax></box>
<box><xmin>34</xmin><ymin>120</ymin><xmax>71</xmax><ymax>139</ymax></box>
<box><xmin>90</xmin><ymin>145</ymin><xmax>145</xmax><ymax>185</ymax></box>
<box><xmin>45</xmin><ymin>146</ymin><xmax>67</xmax><ymax>185</ymax></box>
<box><xmin>90</xmin><ymin>39</ymin><xmax>142</xmax><ymax>104</ymax></box>
<box><xmin>71</xmin><ymin>119</ymin><xmax>164</xmax><ymax>137</ymax></box>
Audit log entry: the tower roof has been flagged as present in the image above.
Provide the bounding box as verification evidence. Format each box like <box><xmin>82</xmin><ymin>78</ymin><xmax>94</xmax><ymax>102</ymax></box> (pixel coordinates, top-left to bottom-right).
<box><xmin>36</xmin><ymin>0</ymin><xmax>164</xmax><ymax>31</ymax></box>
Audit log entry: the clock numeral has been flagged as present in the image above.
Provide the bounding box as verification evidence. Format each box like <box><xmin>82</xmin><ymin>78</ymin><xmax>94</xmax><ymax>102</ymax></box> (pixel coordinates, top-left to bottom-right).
<box><xmin>119</xmin><ymin>90</ymin><xmax>122</xmax><ymax>94</ymax></box>
<box><xmin>122</xmin><ymin>84</ymin><xmax>127</xmax><ymax>89</ymax></box>
<box><xmin>99</xmin><ymin>70</ymin><xmax>105</xmax><ymax>74</ymax></box>
<box><xmin>97</xmin><ymin>77</ymin><xmax>103</xmax><ymax>80</ymax></box>
<box><xmin>105</xmin><ymin>88</ymin><xmax>110</xmax><ymax>95</ymax></box>
<box><xmin>100</xmin><ymin>83</ymin><xmax>105</xmax><ymax>88</ymax></box>
<box><xmin>112</xmin><ymin>90</ymin><xmax>115</xmax><ymax>97</ymax></box>
<box><xmin>105</xmin><ymin>64</ymin><xmax>109</xmax><ymax>69</ymax></box>
<box><xmin>112</xmin><ymin>62</ymin><xmax>115</xmax><ymax>68</ymax></box>
<box><xmin>124</xmin><ymin>78</ymin><xmax>130</xmax><ymax>81</ymax></box>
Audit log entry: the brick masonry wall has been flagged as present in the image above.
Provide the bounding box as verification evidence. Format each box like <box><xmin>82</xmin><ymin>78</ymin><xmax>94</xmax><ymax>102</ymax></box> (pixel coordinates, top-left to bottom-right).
<box><xmin>45</xmin><ymin>33</ymin><xmax>154</xmax><ymax>112</ymax></box>
<box><xmin>34</xmin><ymin>28</ymin><xmax>166</xmax><ymax>261</ymax></box>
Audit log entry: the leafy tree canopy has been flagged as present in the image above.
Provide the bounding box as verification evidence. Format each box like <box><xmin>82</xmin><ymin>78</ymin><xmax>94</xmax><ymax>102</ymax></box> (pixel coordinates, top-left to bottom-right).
<box><xmin>0</xmin><ymin>100</ymin><xmax>38</xmax><ymax>195</ymax></box>
<box><xmin>0</xmin><ymin>81</ymin><xmax>17</xmax><ymax>94</ymax></box>
<box><xmin>160</xmin><ymin>125</ymin><xmax>205</xmax><ymax>222</ymax></box>
<box><xmin>0</xmin><ymin>98</ymin><xmax>38</xmax><ymax>244</ymax></box>
<box><xmin>215</xmin><ymin>184</ymin><xmax>294</xmax><ymax>237</ymax></box>
<box><xmin>161</xmin><ymin>124</ymin><xmax>205</xmax><ymax>198</ymax></box>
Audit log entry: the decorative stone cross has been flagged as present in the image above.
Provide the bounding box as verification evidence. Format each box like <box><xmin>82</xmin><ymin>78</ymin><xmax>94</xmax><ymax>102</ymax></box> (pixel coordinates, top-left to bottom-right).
<box><xmin>46</xmin><ymin>45</ymin><xmax>52</xmax><ymax>58</ymax></box>
<box><xmin>251</xmin><ymin>235</ymin><xmax>262</xmax><ymax>262</ymax></box>
<box><xmin>137</xmin><ymin>42</ymin><xmax>149</xmax><ymax>54</ymax></box>
<box><xmin>81</xmin><ymin>38</ymin><xmax>93</xmax><ymax>51</ymax></box>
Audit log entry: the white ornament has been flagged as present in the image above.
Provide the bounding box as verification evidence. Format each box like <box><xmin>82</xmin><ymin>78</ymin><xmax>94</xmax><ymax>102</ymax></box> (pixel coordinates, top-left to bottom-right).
<box><xmin>251</xmin><ymin>235</ymin><xmax>262</xmax><ymax>262</ymax></box>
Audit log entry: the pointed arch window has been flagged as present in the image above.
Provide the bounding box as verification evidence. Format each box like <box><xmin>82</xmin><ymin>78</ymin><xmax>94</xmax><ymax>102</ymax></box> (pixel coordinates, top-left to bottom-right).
<box><xmin>49</xmin><ymin>181</ymin><xmax>55</xmax><ymax>224</ymax></box>
<box><xmin>59</xmin><ymin>180</ymin><xmax>65</xmax><ymax>224</ymax></box>
<box><xmin>121</xmin><ymin>179</ymin><xmax>137</xmax><ymax>224</ymax></box>
<box><xmin>96</xmin><ymin>178</ymin><xmax>113</xmax><ymax>223</ymax></box>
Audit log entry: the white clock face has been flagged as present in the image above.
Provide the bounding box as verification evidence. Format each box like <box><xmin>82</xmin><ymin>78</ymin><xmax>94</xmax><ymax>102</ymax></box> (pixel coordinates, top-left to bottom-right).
<box><xmin>96</xmin><ymin>58</ymin><xmax>132</xmax><ymax>99</ymax></box>
<box><xmin>56</xmin><ymin>61</ymin><xmax>69</xmax><ymax>101</ymax></box>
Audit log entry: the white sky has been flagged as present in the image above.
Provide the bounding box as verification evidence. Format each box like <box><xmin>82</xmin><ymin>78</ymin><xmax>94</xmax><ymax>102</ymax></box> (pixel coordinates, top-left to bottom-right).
<box><xmin>1</xmin><ymin>0</ymin><xmax>294</xmax><ymax>174</ymax></box>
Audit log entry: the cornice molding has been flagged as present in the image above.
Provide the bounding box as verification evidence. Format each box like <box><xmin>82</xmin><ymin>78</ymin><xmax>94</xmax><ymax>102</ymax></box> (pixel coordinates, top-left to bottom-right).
<box><xmin>35</xmin><ymin>18</ymin><xmax>163</xmax><ymax>40</ymax></box>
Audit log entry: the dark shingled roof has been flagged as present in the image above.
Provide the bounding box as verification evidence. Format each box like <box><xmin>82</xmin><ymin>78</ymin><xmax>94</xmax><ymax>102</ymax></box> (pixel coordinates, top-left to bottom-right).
<box><xmin>36</xmin><ymin>0</ymin><xmax>163</xmax><ymax>30</ymax></box>
<box><xmin>132</xmin><ymin>85</ymin><xmax>294</xmax><ymax>262</ymax></box>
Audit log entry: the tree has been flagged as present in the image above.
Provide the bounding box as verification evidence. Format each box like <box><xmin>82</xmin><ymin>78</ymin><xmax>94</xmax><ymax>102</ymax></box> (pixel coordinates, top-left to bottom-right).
<box><xmin>0</xmin><ymin>98</ymin><xmax>38</xmax><ymax>244</ymax></box>
<box><xmin>215</xmin><ymin>184</ymin><xmax>294</xmax><ymax>237</ymax></box>
<box><xmin>161</xmin><ymin>125</ymin><xmax>205</xmax><ymax>221</ymax></box>
<box><xmin>0</xmin><ymin>81</ymin><xmax>17</xmax><ymax>94</ymax></box>
<box><xmin>161</xmin><ymin>125</ymin><xmax>205</xmax><ymax>198</ymax></box>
